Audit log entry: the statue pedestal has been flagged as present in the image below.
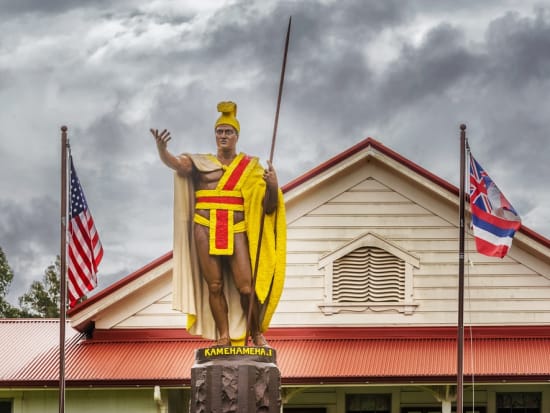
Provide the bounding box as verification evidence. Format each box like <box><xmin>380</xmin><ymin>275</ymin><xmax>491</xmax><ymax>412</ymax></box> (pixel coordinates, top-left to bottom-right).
<box><xmin>190</xmin><ymin>346</ymin><xmax>281</xmax><ymax>413</ymax></box>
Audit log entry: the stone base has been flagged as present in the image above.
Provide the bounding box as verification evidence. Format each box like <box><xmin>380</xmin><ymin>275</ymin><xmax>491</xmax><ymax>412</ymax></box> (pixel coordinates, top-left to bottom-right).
<box><xmin>190</xmin><ymin>346</ymin><xmax>281</xmax><ymax>413</ymax></box>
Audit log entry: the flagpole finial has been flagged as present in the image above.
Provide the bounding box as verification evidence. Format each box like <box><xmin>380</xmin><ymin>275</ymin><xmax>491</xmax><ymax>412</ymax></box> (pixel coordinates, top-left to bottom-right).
<box><xmin>460</xmin><ymin>124</ymin><xmax>466</xmax><ymax>131</ymax></box>
<box><xmin>61</xmin><ymin>125</ymin><xmax>68</xmax><ymax>132</ymax></box>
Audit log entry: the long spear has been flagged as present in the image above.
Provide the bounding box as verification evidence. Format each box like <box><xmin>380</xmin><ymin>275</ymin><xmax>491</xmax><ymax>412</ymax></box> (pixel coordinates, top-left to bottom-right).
<box><xmin>268</xmin><ymin>16</ymin><xmax>292</xmax><ymax>163</ymax></box>
<box><xmin>247</xmin><ymin>16</ymin><xmax>292</xmax><ymax>343</ymax></box>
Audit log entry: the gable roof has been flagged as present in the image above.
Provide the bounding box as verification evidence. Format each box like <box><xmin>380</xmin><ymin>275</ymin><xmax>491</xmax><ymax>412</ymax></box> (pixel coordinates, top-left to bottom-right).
<box><xmin>284</xmin><ymin>138</ymin><xmax>549</xmax><ymax>248</ymax></box>
<box><xmin>283</xmin><ymin>138</ymin><xmax>458</xmax><ymax>195</ymax></box>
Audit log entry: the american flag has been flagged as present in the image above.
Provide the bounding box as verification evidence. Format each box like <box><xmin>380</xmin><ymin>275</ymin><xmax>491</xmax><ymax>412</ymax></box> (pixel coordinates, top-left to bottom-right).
<box><xmin>469</xmin><ymin>154</ymin><xmax>521</xmax><ymax>258</ymax></box>
<box><xmin>68</xmin><ymin>156</ymin><xmax>103</xmax><ymax>307</ymax></box>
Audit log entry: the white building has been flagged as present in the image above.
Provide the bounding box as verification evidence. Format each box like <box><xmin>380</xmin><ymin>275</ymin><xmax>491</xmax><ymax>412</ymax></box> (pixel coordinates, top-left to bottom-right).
<box><xmin>1</xmin><ymin>138</ymin><xmax>549</xmax><ymax>413</ymax></box>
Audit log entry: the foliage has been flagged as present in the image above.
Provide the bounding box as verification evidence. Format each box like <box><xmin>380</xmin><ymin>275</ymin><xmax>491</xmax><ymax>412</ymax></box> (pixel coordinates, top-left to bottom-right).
<box><xmin>0</xmin><ymin>247</ymin><xmax>14</xmax><ymax>297</ymax></box>
<box><xmin>0</xmin><ymin>247</ymin><xmax>21</xmax><ymax>317</ymax></box>
<box><xmin>18</xmin><ymin>256</ymin><xmax>61</xmax><ymax>318</ymax></box>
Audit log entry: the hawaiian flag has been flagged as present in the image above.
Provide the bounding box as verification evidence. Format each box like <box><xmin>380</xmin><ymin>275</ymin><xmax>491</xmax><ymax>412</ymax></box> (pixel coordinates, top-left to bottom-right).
<box><xmin>469</xmin><ymin>154</ymin><xmax>521</xmax><ymax>258</ymax></box>
<box><xmin>68</xmin><ymin>156</ymin><xmax>104</xmax><ymax>307</ymax></box>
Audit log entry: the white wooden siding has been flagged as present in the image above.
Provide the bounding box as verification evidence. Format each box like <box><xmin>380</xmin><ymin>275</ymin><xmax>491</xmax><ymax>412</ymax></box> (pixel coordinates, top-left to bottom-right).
<box><xmin>272</xmin><ymin>157</ymin><xmax>550</xmax><ymax>327</ymax></box>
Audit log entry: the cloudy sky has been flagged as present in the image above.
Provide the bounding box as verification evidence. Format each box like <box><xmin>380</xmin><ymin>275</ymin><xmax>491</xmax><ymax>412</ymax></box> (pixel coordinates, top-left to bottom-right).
<box><xmin>1</xmin><ymin>0</ymin><xmax>549</xmax><ymax>303</ymax></box>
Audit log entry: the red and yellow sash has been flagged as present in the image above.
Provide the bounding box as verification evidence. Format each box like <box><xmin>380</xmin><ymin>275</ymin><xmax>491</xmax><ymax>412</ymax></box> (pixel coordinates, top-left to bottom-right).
<box><xmin>194</xmin><ymin>153</ymin><xmax>256</xmax><ymax>255</ymax></box>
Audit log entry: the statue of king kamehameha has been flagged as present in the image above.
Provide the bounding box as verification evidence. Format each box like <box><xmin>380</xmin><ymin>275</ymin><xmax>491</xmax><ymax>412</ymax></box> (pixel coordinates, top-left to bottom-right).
<box><xmin>150</xmin><ymin>101</ymin><xmax>286</xmax><ymax>347</ymax></box>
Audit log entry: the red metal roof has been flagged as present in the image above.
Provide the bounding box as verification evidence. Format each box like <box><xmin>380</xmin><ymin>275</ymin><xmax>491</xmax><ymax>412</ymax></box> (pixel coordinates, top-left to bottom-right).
<box><xmin>3</xmin><ymin>322</ymin><xmax>550</xmax><ymax>387</ymax></box>
<box><xmin>0</xmin><ymin>319</ymin><xmax>80</xmax><ymax>381</ymax></box>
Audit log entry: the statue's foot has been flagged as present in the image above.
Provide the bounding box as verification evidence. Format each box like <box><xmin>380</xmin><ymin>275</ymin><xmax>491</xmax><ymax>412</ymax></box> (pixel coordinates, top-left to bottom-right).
<box><xmin>212</xmin><ymin>337</ymin><xmax>231</xmax><ymax>347</ymax></box>
<box><xmin>252</xmin><ymin>333</ymin><xmax>269</xmax><ymax>347</ymax></box>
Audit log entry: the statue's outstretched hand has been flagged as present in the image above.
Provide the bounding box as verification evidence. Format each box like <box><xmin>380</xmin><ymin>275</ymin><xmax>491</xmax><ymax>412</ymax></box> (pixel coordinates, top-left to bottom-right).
<box><xmin>150</xmin><ymin>128</ymin><xmax>171</xmax><ymax>150</ymax></box>
<box><xmin>150</xmin><ymin>128</ymin><xmax>193</xmax><ymax>175</ymax></box>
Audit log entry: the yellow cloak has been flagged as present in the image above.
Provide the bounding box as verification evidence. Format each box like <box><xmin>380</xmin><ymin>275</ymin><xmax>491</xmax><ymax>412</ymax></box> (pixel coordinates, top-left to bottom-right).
<box><xmin>171</xmin><ymin>153</ymin><xmax>286</xmax><ymax>345</ymax></box>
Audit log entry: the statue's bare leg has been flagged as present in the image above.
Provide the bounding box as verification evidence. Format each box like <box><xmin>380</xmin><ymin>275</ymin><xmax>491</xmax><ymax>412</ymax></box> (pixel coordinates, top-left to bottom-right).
<box><xmin>194</xmin><ymin>224</ymin><xmax>231</xmax><ymax>345</ymax></box>
<box><xmin>230</xmin><ymin>232</ymin><xmax>268</xmax><ymax>346</ymax></box>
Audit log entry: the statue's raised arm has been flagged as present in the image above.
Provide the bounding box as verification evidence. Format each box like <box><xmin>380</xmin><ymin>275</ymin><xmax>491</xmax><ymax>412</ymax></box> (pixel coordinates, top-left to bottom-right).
<box><xmin>150</xmin><ymin>128</ymin><xmax>193</xmax><ymax>176</ymax></box>
<box><xmin>152</xmin><ymin>102</ymin><xmax>286</xmax><ymax>348</ymax></box>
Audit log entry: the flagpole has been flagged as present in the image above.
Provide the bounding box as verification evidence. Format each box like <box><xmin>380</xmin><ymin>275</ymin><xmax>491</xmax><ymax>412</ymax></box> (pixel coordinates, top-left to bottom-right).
<box><xmin>59</xmin><ymin>126</ymin><xmax>69</xmax><ymax>413</ymax></box>
<box><xmin>457</xmin><ymin>124</ymin><xmax>467</xmax><ymax>413</ymax></box>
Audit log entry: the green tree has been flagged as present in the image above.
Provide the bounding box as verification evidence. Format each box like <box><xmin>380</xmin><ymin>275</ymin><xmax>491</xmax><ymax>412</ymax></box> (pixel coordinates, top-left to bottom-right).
<box><xmin>0</xmin><ymin>246</ymin><xmax>21</xmax><ymax>317</ymax></box>
<box><xmin>19</xmin><ymin>256</ymin><xmax>61</xmax><ymax>318</ymax></box>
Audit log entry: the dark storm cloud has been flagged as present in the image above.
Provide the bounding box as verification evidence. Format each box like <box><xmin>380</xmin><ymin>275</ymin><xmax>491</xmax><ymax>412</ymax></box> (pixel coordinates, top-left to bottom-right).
<box><xmin>367</xmin><ymin>6</ymin><xmax>550</xmax><ymax>224</ymax></box>
<box><xmin>193</xmin><ymin>1</ymin><xmax>550</xmax><ymax>225</ymax></box>
<box><xmin>193</xmin><ymin>0</ymin><xmax>413</xmax><ymax>130</ymax></box>
<box><xmin>477</xmin><ymin>9</ymin><xmax>550</xmax><ymax>168</ymax></box>
<box><xmin>0</xmin><ymin>197</ymin><xmax>58</xmax><ymax>298</ymax></box>
<box><xmin>75</xmin><ymin>113</ymin><xmax>136</xmax><ymax>166</ymax></box>
<box><xmin>469</xmin><ymin>11</ymin><xmax>550</xmax><ymax>158</ymax></box>
<box><xmin>0</xmin><ymin>0</ymin><xmax>132</xmax><ymax>16</ymax></box>
<box><xmin>484</xmin><ymin>9</ymin><xmax>550</xmax><ymax>87</ymax></box>
<box><xmin>377</xmin><ymin>24</ymin><xmax>478</xmax><ymax>113</ymax></box>
<box><xmin>0</xmin><ymin>197</ymin><xmax>57</xmax><ymax>256</ymax></box>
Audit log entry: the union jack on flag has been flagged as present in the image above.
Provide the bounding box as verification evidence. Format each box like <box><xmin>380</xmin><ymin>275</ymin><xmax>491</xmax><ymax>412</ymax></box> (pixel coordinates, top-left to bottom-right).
<box><xmin>469</xmin><ymin>154</ymin><xmax>521</xmax><ymax>258</ymax></box>
<box><xmin>68</xmin><ymin>156</ymin><xmax>104</xmax><ymax>307</ymax></box>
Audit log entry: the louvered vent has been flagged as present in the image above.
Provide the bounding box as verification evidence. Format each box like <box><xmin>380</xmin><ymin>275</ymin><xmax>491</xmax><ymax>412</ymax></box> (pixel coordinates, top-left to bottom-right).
<box><xmin>332</xmin><ymin>246</ymin><xmax>405</xmax><ymax>303</ymax></box>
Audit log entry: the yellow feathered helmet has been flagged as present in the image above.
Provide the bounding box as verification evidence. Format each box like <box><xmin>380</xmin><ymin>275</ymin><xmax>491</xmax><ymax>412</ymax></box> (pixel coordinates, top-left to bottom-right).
<box><xmin>215</xmin><ymin>101</ymin><xmax>240</xmax><ymax>134</ymax></box>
